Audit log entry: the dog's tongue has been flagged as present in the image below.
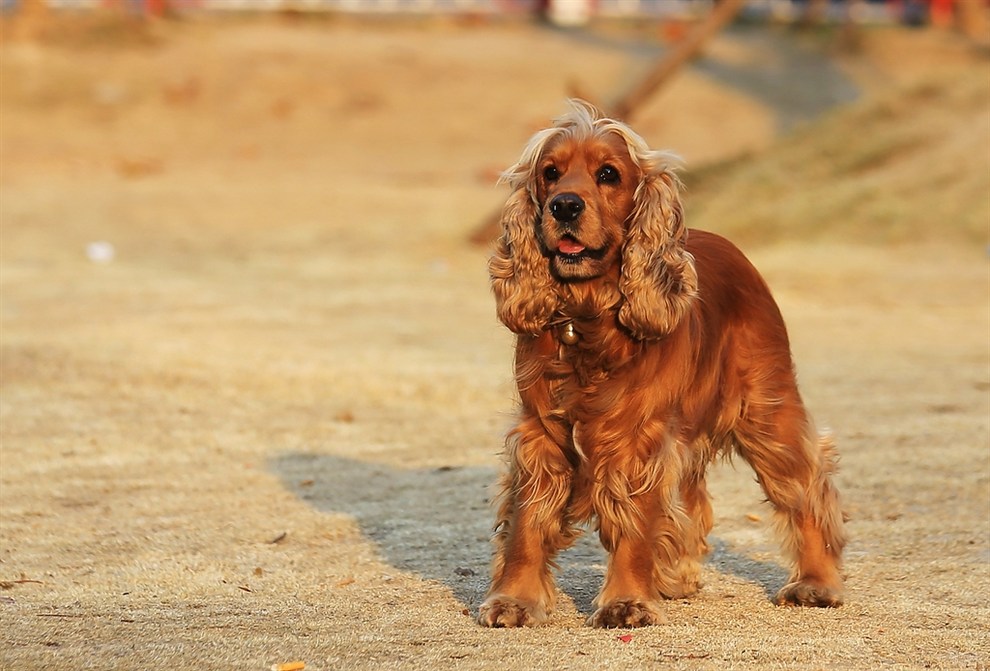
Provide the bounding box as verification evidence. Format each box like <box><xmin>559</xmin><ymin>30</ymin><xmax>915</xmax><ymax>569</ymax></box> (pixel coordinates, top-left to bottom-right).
<box><xmin>557</xmin><ymin>239</ymin><xmax>586</xmax><ymax>255</ymax></box>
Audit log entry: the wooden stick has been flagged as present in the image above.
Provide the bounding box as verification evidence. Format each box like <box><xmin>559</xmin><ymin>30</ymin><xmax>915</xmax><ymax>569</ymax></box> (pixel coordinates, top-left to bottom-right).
<box><xmin>609</xmin><ymin>0</ymin><xmax>747</xmax><ymax>121</ymax></box>
<box><xmin>957</xmin><ymin>0</ymin><xmax>990</xmax><ymax>42</ymax></box>
<box><xmin>468</xmin><ymin>208</ymin><xmax>502</xmax><ymax>246</ymax></box>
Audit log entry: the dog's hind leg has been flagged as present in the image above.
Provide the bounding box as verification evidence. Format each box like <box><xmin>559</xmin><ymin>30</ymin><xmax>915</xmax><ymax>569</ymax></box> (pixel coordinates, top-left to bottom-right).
<box><xmin>667</xmin><ymin>466</ymin><xmax>714</xmax><ymax>599</ymax></box>
<box><xmin>735</xmin><ymin>403</ymin><xmax>846</xmax><ymax>607</ymax></box>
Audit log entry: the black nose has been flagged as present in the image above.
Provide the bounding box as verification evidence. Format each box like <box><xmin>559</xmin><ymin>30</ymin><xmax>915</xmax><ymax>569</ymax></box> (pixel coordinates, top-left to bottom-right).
<box><xmin>549</xmin><ymin>193</ymin><xmax>585</xmax><ymax>223</ymax></box>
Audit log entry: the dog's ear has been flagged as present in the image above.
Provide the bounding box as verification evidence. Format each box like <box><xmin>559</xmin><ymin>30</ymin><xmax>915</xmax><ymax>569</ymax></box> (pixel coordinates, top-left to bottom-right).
<box><xmin>618</xmin><ymin>167</ymin><xmax>698</xmax><ymax>339</ymax></box>
<box><xmin>489</xmin><ymin>187</ymin><xmax>560</xmax><ymax>336</ymax></box>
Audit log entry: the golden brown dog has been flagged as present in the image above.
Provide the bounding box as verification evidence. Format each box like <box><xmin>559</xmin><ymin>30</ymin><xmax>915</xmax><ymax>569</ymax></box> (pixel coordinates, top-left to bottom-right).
<box><xmin>478</xmin><ymin>101</ymin><xmax>846</xmax><ymax>629</ymax></box>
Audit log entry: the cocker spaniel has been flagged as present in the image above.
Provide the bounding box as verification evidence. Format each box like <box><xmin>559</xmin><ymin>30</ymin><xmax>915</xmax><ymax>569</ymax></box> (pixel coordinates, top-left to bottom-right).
<box><xmin>478</xmin><ymin>101</ymin><xmax>846</xmax><ymax>629</ymax></box>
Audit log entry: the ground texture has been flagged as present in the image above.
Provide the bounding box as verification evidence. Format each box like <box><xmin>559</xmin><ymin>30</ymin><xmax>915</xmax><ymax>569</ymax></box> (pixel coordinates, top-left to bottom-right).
<box><xmin>1</xmin><ymin>14</ymin><xmax>988</xmax><ymax>671</ymax></box>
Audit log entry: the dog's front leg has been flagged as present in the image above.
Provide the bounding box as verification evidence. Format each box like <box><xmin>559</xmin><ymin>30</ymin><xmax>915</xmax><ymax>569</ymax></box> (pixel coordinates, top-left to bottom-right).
<box><xmin>588</xmin><ymin>442</ymin><xmax>687</xmax><ymax>629</ymax></box>
<box><xmin>478</xmin><ymin>420</ymin><xmax>575</xmax><ymax>628</ymax></box>
<box><xmin>588</xmin><ymin>487</ymin><xmax>673</xmax><ymax>628</ymax></box>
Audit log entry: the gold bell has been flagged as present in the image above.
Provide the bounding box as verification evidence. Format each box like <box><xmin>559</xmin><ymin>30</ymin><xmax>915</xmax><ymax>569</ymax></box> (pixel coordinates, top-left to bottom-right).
<box><xmin>560</xmin><ymin>322</ymin><xmax>579</xmax><ymax>345</ymax></box>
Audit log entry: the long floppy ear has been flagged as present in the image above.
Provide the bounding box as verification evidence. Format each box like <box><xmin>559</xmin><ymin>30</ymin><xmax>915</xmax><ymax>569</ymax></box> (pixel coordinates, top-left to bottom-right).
<box><xmin>489</xmin><ymin>187</ymin><xmax>560</xmax><ymax>336</ymax></box>
<box><xmin>618</xmin><ymin>167</ymin><xmax>698</xmax><ymax>339</ymax></box>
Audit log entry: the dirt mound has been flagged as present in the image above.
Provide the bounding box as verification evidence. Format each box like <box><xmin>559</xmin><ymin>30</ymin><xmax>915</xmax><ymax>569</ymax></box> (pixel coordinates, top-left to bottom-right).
<box><xmin>688</xmin><ymin>66</ymin><xmax>990</xmax><ymax>245</ymax></box>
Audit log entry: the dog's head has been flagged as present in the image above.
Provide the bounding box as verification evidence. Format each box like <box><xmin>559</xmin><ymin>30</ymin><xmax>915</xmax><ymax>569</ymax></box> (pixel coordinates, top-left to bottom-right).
<box><xmin>490</xmin><ymin>100</ymin><xmax>698</xmax><ymax>340</ymax></box>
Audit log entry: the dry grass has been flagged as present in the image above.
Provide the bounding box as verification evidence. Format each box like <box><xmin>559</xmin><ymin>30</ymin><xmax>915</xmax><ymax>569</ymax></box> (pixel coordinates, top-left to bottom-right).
<box><xmin>688</xmin><ymin>66</ymin><xmax>990</xmax><ymax>245</ymax></box>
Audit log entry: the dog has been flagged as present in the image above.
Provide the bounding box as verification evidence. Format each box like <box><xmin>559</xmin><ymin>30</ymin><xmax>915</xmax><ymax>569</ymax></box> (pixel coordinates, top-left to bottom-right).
<box><xmin>478</xmin><ymin>101</ymin><xmax>846</xmax><ymax>629</ymax></box>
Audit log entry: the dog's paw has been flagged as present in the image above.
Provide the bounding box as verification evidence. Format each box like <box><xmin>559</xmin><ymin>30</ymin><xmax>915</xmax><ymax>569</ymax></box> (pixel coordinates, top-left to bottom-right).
<box><xmin>588</xmin><ymin>599</ymin><xmax>666</xmax><ymax>629</ymax></box>
<box><xmin>477</xmin><ymin>595</ymin><xmax>548</xmax><ymax>628</ymax></box>
<box><xmin>774</xmin><ymin>579</ymin><xmax>844</xmax><ymax>608</ymax></box>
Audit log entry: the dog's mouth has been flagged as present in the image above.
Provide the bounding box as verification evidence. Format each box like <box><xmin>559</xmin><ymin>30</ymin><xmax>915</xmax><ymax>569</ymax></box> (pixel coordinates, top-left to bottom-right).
<box><xmin>557</xmin><ymin>236</ymin><xmax>586</xmax><ymax>257</ymax></box>
<box><xmin>554</xmin><ymin>235</ymin><xmax>605</xmax><ymax>263</ymax></box>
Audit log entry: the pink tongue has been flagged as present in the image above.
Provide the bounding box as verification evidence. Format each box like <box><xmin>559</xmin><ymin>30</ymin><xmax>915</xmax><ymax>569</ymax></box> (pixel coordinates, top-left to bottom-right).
<box><xmin>558</xmin><ymin>239</ymin><xmax>586</xmax><ymax>255</ymax></box>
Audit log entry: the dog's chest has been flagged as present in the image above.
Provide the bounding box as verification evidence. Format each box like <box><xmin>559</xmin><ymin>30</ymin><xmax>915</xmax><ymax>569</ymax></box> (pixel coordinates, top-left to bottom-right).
<box><xmin>545</xmin><ymin>320</ymin><xmax>636</xmax><ymax>416</ymax></box>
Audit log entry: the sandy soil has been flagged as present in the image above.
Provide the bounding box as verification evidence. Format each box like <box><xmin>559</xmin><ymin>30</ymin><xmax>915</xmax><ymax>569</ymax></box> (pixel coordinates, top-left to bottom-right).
<box><xmin>1</xmin><ymin>14</ymin><xmax>988</xmax><ymax>670</ymax></box>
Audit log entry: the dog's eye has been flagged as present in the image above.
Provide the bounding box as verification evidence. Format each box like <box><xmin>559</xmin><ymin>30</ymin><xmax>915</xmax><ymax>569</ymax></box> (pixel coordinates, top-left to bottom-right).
<box><xmin>597</xmin><ymin>165</ymin><xmax>620</xmax><ymax>185</ymax></box>
<box><xmin>543</xmin><ymin>165</ymin><xmax>560</xmax><ymax>182</ymax></box>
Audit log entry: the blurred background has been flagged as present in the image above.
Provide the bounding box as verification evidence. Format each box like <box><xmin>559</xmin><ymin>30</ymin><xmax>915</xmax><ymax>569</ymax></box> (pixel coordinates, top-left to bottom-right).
<box><xmin>2</xmin><ymin>0</ymin><xmax>987</xmax><ymax>248</ymax></box>
<box><xmin>1</xmin><ymin>3</ymin><xmax>989</xmax><ymax>667</ymax></box>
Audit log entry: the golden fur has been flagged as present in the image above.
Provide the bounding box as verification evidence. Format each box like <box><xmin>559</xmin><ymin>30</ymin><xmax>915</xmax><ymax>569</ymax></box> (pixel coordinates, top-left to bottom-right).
<box><xmin>479</xmin><ymin>101</ymin><xmax>846</xmax><ymax>629</ymax></box>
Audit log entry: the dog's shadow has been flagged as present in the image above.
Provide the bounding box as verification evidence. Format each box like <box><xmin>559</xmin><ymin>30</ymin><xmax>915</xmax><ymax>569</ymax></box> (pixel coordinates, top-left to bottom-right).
<box><xmin>272</xmin><ymin>453</ymin><xmax>496</xmax><ymax>608</ymax></box>
<box><xmin>271</xmin><ymin>453</ymin><xmax>788</xmax><ymax>615</ymax></box>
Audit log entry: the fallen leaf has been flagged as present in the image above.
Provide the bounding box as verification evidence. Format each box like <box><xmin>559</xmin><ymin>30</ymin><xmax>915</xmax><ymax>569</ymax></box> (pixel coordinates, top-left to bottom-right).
<box><xmin>0</xmin><ymin>578</ymin><xmax>43</xmax><ymax>589</ymax></box>
<box><xmin>617</xmin><ymin>633</ymin><xmax>633</xmax><ymax>643</ymax></box>
<box><xmin>271</xmin><ymin>662</ymin><xmax>306</xmax><ymax>671</ymax></box>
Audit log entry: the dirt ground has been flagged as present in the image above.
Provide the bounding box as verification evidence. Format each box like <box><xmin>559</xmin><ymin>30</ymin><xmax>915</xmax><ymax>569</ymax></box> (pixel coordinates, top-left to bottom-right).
<box><xmin>1</xmin><ymin>13</ymin><xmax>988</xmax><ymax>671</ymax></box>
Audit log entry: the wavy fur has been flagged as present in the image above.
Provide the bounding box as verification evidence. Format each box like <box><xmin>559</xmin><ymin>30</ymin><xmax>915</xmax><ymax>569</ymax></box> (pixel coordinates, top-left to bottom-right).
<box><xmin>478</xmin><ymin>101</ymin><xmax>846</xmax><ymax>630</ymax></box>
